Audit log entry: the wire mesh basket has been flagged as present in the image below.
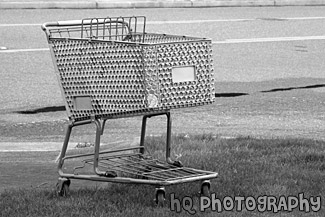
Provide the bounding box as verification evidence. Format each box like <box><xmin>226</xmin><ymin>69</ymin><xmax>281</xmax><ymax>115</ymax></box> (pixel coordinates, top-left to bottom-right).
<box><xmin>42</xmin><ymin>16</ymin><xmax>218</xmax><ymax>206</ymax></box>
<box><xmin>42</xmin><ymin>16</ymin><xmax>215</xmax><ymax>121</ymax></box>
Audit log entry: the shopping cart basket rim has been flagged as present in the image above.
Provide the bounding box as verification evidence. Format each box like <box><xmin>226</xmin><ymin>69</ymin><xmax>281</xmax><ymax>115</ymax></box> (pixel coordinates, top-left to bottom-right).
<box><xmin>41</xmin><ymin>18</ymin><xmax>212</xmax><ymax>43</ymax></box>
<box><xmin>41</xmin><ymin>16</ymin><xmax>146</xmax><ymax>30</ymax></box>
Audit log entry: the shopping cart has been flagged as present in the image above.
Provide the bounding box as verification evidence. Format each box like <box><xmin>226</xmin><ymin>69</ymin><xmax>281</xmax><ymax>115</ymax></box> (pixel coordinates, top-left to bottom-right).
<box><xmin>42</xmin><ymin>16</ymin><xmax>217</xmax><ymax>206</ymax></box>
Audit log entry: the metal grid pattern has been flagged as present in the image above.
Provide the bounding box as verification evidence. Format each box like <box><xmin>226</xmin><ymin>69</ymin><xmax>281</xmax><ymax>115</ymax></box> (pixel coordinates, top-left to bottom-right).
<box><xmin>79</xmin><ymin>152</ymin><xmax>213</xmax><ymax>181</ymax></box>
<box><xmin>152</xmin><ymin>41</ymin><xmax>214</xmax><ymax>109</ymax></box>
<box><xmin>47</xmin><ymin>16</ymin><xmax>146</xmax><ymax>42</ymax></box>
<box><xmin>44</xmin><ymin>16</ymin><xmax>215</xmax><ymax>121</ymax></box>
<box><xmin>142</xmin><ymin>33</ymin><xmax>200</xmax><ymax>44</ymax></box>
<box><xmin>52</xmin><ymin>40</ymin><xmax>147</xmax><ymax>119</ymax></box>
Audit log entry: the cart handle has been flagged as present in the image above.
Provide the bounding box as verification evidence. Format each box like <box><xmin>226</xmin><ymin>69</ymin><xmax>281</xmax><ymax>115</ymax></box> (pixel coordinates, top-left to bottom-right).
<box><xmin>42</xmin><ymin>20</ymin><xmax>79</xmax><ymax>31</ymax></box>
<box><xmin>41</xmin><ymin>19</ymin><xmax>131</xmax><ymax>31</ymax></box>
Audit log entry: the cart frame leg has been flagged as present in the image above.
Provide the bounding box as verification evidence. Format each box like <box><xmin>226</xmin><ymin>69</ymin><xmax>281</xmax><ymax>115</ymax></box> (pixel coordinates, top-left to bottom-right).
<box><xmin>139</xmin><ymin>115</ymin><xmax>147</xmax><ymax>155</ymax></box>
<box><xmin>93</xmin><ymin>119</ymin><xmax>103</xmax><ymax>175</ymax></box>
<box><xmin>93</xmin><ymin>119</ymin><xmax>117</xmax><ymax>177</ymax></box>
<box><xmin>58</xmin><ymin>120</ymin><xmax>95</xmax><ymax>175</ymax></box>
<box><xmin>139</xmin><ymin>111</ymin><xmax>182</xmax><ymax>167</ymax></box>
<box><xmin>57</xmin><ymin>119</ymin><xmax>116</xmax><ymax>177</ymax></box>
<box><xmin>58</xmin><ymin>122</ymin><xmax>73</xmax><ymax>174</ymax></box>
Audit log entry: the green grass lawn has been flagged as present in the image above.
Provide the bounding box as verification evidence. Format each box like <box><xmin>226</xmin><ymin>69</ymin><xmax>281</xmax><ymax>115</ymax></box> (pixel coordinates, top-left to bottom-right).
<box><xmin>1</xmin><ymin>134</ymin><xmax>325</xmax><ymax>216</ymax></box>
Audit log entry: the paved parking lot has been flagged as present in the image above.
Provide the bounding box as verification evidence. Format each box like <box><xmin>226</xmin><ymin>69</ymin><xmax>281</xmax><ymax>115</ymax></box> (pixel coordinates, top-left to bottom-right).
<box><xmin>1</xmin><ymin>6</ymin><xmax>325</xmax><ymax>150</ymax></box>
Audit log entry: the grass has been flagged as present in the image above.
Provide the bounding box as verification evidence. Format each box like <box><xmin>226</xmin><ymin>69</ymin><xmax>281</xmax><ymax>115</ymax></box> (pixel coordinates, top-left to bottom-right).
<box><xmin>1</xmin><ymin>134</ymin><xmax>325</xmax><ymax>216</ymax></box>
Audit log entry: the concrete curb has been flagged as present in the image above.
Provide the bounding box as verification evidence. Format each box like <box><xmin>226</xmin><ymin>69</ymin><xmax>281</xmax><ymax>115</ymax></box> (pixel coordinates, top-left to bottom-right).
<box><xmin>0</xmin><ymin>139</ymin><xmax>137</xmax><ymax>152</ymax></box>
<box><xmin>1</xmin><ymin>0</ymin><xmax>325</xmax><ymax>9</ymax></box>
<box><xmin>0</xmin><ymin>1</ymin><xmax>96</xmax><ymax>9</ymax></box>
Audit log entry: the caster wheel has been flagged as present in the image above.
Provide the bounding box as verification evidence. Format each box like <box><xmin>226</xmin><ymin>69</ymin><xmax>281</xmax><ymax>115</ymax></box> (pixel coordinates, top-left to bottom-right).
<box><xmin>103</xmin><ymin>170</ymin><xmax>117</xmax><ymax>178</ymax></box>
<box><xmin>56</xmin><ymin>178</ymin><xmax>70</xmax><ymax>197</ymax></box>
<box><xmin>173</xmin><ymin>160</ymin><xmax>183</xmax><ymax>167</ymax></box>
<box><xmin>200</xmin><ymin>181</ymin><xmax>210</xmax><ymax>197</ymax></box>
<box><xmin>155</xmin><ymin>188</ymin><xmax>166</xmax><ymax>207</ymax></box>
<box><xmin>60</xmin><ymin>182</ymin><xmax>69</xmax><ymax>197</ymax></box>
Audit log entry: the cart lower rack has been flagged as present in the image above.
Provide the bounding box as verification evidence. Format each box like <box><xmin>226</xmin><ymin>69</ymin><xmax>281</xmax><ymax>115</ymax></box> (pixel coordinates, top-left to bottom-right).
<box><xmin>42</xmin><ymin>16</ymin><xmax>218</xmax><ymax>206</ymax></box>
<box><xmin>55</xmin><ymin>111</ymin><xmax>218</xmax><ymax>206</ymax></box>
<box><xmin>66</xmin><ymin>146</ymin><xmax>217</xmax><ymax>184</ymax></box>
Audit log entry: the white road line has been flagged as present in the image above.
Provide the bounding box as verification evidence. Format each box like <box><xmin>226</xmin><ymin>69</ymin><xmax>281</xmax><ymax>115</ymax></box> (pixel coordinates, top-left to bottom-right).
<box><xmin>284</xmin><ymin>16</ymin><xmax>325</xmax><ymax>20</ymax></box>
<box><xmin>1</xmin><ymin>35</ymin><xmax>325</xmax><ymax>53</ymax></box>
<box><xmin>147</xmin><ymin>18</ymin><xmax>254</xmax><ymax>24</ymax></box>
<box><xmin>0</xmin><ymin>23</ymin><xmax>42</xmax><ymax>27</ymax></box>
<box><xmin>213</xmin><ymin>35</ymin><xmax>325</xmax><ymax>44</ymax></box>
<box><xmin>149</xmin><ymin>16</ymin><xmax>325</xmax><ymax>24</ymax></box>
<box><xmin>1</xmin><ymin>16</ymin><xmax>325</xmax><ymax>27</ymax></box>
<box><xmin>0</xmin><ymin>48</ymin><xmax>49</xmax><ymax>53</ymax></box>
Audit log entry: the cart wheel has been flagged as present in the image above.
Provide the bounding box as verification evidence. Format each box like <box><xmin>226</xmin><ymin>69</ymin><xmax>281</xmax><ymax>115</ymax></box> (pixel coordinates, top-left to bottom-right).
<box><xmin>200</xmin><ymin>181</ymin><xmax>211</xmax><ymax>197</ymax></box>
<box><xmin>56</xmin><ymin>178</ymin><xmax>70</xmax><ymax>197</ymax></box>
<box><xmin>60</xmin><ymin>182</ymin><xmax>69</xmax><ymax>197</ymax></box>
<box><xmin>173</xmin><ymin>160</ymin><xmax>183</xmax><ymax>167</ymax></box>
<box><xmin>104</xmin><ymin>170</ymin><xmax>117</xmax><ymax>178</ymax></box>
<box><xmin>155</xmin><ymin>188</ymin><xmax>166</xmax><ymax>207</ymax></box>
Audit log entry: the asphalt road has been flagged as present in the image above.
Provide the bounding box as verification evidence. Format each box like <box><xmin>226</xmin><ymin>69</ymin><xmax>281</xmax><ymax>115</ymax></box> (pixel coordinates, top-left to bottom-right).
<box><xmin>1</xmin><ymin>6</ymin><xmax>325</xmax><ymax>146</ymax></box>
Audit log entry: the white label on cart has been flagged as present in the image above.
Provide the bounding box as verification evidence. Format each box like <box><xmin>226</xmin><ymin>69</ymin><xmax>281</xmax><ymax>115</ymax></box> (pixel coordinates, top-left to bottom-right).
<box><xmin>74</xmin><ymin>96</ymin><xmax>92</xmax><ymax>110</ymax></box>
<box><xmin>147</xmin><ymin>94</ymin><xmax>158</xmax><ymax>108</ymax></box>
<box><xmin>171</xmin><ymin>66</ymin><xmax>196</xmax><ymax>83</ymax></box>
